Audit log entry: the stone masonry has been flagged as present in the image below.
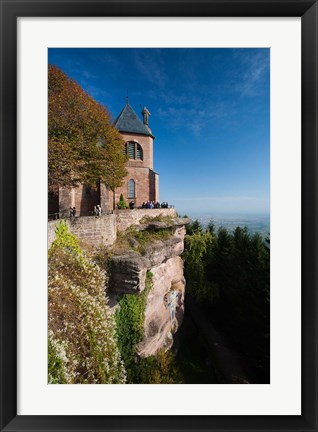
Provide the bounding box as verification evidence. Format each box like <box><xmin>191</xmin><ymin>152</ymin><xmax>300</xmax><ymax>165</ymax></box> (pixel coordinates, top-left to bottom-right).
<box><xmin>48</xmin><ymin>213</ymin><xmax>117</xmax><ymax>249</ymax></box>
<box><xmin>115</xmin><ymin>208</ymin><xmax>176</xmax><ymax>231</ymax></box>
<box><xmin>48</xmin><ymin>208</ymin><xmax>176</xmax><ymax>249</ymax></box>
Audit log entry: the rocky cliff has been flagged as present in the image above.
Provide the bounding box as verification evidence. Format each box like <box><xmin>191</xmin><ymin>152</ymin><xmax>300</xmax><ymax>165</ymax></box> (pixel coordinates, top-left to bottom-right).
<box><xmin>109</xmin><ymin>217</ymin><xmax>189</xmax><ymax>357</ymax></box>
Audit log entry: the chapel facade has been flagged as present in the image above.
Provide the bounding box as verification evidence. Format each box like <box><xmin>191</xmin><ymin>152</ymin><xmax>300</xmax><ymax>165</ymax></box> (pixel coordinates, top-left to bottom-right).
<box><xmin>113</xmin><ymin>102</ymin><xmax>159</xmax><ymax>209</ymax></box>
<box><xmin>48</xmin><ymin>102</ymin><xmax>159</xmax><ymax>217</ymax></box>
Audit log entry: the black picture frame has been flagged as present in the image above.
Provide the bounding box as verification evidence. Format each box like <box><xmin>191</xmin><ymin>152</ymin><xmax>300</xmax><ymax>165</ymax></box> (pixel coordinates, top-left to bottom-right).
<box><xmin>1</xmin><ymin>1</ymin><xmax>317</xmax><ymax>431</ymax></box>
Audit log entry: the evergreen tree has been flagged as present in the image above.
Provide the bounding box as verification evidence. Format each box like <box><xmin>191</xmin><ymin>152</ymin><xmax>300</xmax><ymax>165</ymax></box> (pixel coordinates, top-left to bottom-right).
<box><xmin>182</xmin><ymin>226</ymin><xmax>214</xmax><ymax>300</ymax></box>
<box><xmin>186</xmin><ymin>219</ymin><xmax>203</xmax><ymax>235</ymax></box>
<box><xmin>206</xmin><ymin>218</ymin><xmax>216</xmax><ymax>235</ymax></box>
<box><xmin>182</xmin><ymin>223</ymin><xmax>270</xmax><ymax>382</ymax></box>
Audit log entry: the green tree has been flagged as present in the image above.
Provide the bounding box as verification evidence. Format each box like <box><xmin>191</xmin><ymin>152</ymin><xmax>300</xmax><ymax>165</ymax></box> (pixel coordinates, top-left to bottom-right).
<box><xmin>209</xmin><ymin>227</ymin><xmax>233</xmax><ymax>297</ymax></box>
<box><xmin>48</xmin><ymin>65</ymin><xmax>127</xmax><ymax>206</ymax></box>
<box><xmin>182</xmin><ymin>222</ymin><xmax>270</xmax><ymax>381</ymax></box>
<box><xmin>206</xmin><ymin>219</ymin><xmax>216</xmax><ymax>235</ymax></box>
<box><xmin>182</xmin><ymin>230</ymin><xmax>214</xmax><ymax>300</ymax></box>
<box><xmin>186</xmin><ymin>219</ymin><xmax>203</xmax><ymax>235</ymax></box>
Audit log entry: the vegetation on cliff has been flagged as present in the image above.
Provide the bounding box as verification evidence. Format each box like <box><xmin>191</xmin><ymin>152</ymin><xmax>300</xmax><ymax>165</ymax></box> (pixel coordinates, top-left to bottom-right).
<box><xmin>139</xmin><ymin>214</ymin><xmax>175</xmax><ymax>225</ymax></box>
<box><xmin>114</xmin><ymin>271</ymin><xmax>183</xmax><ymax>384</ymax></box>
<box><xmin>48</xmin><ymin>65</ymin><xmax>127</xmax><ymax>196</ymax></box>
<box><xmin>48</xmin><ymin>222</ymin><xmax>126</xmax><ymax>384</ymax></box>
<box><xmin>114</xmin><ymin>225</ymin><xmax>172</xmax><ymax>255</ymax></box>
<box><xmin>131</xmin><ymin>350</ymin><xmax>183</xmax><ymax>384</ymax></box>
<box><xmin>115</xmin><ymin>271</ymin><xmax>153</xmax><ymax>374</ymax></box>
<box><xmin>182</xmin><ymin>219</ymin><xmax>270</xmax><ymax>382</ymax></box>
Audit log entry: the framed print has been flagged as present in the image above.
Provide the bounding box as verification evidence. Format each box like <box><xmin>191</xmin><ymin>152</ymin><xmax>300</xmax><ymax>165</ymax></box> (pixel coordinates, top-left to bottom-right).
<box><xmin>0</xmin><ymin>0</ymin><xmax>317</xmax><ymax>431</ymax></box>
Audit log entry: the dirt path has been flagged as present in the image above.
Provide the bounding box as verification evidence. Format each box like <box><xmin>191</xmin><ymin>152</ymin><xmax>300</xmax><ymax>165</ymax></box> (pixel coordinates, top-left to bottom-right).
<box><xmin>187</xmin><ymin>298</ymin><xmax>253</xmax><ymax>383</ymax></box>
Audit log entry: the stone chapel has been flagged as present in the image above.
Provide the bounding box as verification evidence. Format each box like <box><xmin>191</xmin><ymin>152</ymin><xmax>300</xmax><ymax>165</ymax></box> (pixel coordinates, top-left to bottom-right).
<box><xmin>113</xmin><ymin>102</ymin><xmax>159</xmax><ymax>208</ymax></box>
<box><xmin>49</xmin><ymin>102</ymin><xmax>159</xmax><ymax>217</ymax></box>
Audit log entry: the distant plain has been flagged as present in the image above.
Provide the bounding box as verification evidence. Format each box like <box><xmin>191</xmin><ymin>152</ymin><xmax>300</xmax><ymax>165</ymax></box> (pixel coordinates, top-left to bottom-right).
<box><xmin>185</xmin><ymin>213</ymin><xmax>270</xmax><ymax>238</ymax></box>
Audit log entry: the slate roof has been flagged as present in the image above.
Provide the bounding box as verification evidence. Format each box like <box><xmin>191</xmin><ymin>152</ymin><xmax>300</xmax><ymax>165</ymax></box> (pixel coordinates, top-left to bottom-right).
<box><xmin>114</xmin><ymin>103</ymin><xmax>153</xmax><ymax>137</ymax></box>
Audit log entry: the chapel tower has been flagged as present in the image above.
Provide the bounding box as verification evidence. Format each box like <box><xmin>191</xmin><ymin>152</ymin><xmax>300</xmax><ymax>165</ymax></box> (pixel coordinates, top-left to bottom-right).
<box><xmin>113</xmin><ymin>101</ymin><xmax>159</xmax><ymax>206</ymax></box>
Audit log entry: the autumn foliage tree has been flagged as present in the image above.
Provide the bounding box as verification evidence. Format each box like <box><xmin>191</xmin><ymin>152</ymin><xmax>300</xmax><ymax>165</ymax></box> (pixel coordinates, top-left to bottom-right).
<box><xmin>48</xmin><ymin>65</ymin><xmax>127</xmax><ymax>203</ymax></box>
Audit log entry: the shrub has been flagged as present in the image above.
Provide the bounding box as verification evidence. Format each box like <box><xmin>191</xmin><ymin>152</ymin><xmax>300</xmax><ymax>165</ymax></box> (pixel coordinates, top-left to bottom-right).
<box><xmin>117</xmin><ymin>193</ymin><xmax>127</xmax><ymax>209</ymax></box>
<box><xmin>132</xmin><ymin>350</ymin><xmax>184</xmax><ymax>384</ymax></box>
<box><xmin>48</xmin><ymin>224</ymin><xmax>126</xmax><ymax>384</ymax></box>
<box><xmin>48</xmin><ymin>331</ymin><xmax>69</xmax><ymax>384</ymax></box>
<box><xmin>49</xmin><ymin>220</ymin><xmax>82</xmax><ymax>259</ymax></box>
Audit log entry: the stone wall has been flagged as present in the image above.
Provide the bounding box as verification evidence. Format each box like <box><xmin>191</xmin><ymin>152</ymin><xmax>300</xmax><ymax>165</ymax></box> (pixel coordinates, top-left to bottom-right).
<box><xmin>73</xmin><ymin>184</ymin><xmax>100</xmax><ymax>216</ymax></box>
<box><xmin>68</xmin><ymin>214</ymin><xmax>117</xmax><ymax>247</ymax></box>
<box><xmin>115</xmin><ymin>208</ymin><xmax>176</xmax><ymax>232</ymax></box>
<box><xmin>113</xmin><ymin>167</ymin><xmax>160</xmax><ymax>208</ymax></box>
<box><xmin>114</xmin><ymin>167</ymin><xmax>154</xmax><ymax>208</ymax></box>
<box><xmin>48</xmin><ymin>214</ymin><xmax>117</xmax><ymax>249</ymax></box>
<box><xmin>48</xmin><ymin>219</ymin><xmax>62</xmax><ymax>248</ymax></box>
<box><xmin>48</xmin><ymin>208</ymin><xmax>176</xmax><ymax>249</ymax></box>
<box><xmin>58</xmin><ymin>184</ymin><xmax>112</xmax><ymax>217</ymax></box>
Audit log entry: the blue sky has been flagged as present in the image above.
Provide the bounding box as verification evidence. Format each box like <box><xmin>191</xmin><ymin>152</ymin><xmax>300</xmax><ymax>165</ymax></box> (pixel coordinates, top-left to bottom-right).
<box><xmin>48</xmin><ymin>48</ymin><xmax>270</xmax><ymax>216</ymax></box>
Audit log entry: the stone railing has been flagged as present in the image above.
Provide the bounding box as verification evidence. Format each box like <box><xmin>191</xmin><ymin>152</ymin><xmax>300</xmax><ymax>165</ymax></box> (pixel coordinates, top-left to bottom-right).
<box><xmin>115</xmin><ymin>208</ymin><xmax>176</xmax><ymax>232</ymax></box>
<box><xmin>48</xmin><ymin>208</ymin><xmax>177</xmax><ymax>249</ymax></box>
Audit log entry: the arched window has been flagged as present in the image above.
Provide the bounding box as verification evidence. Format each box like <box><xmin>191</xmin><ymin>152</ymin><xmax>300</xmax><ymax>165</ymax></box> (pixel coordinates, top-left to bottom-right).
<box><xmin>125</xmin><ymin>141</ymin><xmax>143</xmax><ymax>160</ymax></box>
<box><xmin>128</xmin><ymin>179</ymin><xmax>135</xmax><ymax>198</ymax></box>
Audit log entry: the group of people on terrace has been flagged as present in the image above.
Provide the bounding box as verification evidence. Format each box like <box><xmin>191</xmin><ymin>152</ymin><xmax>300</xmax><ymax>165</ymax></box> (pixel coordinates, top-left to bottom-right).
<box><xmin>140</xmin><ymin>201</ymin><xmax>169</xmax><ymax>209</ymax></box>
<box><xmin>67</xmin><ymin>200</ymin><xmax>170</xmax><ymax>218</ymax></box>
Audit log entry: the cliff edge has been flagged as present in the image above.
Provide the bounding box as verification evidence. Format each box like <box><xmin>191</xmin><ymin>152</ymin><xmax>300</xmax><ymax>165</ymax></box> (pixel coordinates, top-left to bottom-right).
<box><xmin>109</xmin><ymin>216</ymin><xmax>190</xmax><ymax>356</ymax></box>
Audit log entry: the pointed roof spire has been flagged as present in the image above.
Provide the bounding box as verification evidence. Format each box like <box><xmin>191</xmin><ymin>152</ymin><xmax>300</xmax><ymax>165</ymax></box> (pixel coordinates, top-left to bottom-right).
<box><xmin>114</xmin><ymin>102</ymin><xmax>153</xmax><ymax>137</ymax></box>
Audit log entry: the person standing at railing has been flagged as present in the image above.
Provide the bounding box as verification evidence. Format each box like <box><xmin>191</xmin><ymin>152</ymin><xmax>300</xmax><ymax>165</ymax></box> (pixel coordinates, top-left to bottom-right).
<box><xmin>69</xmin><ymin>207</ymin><xmax>76</xmax><ymax>218</ymax></box>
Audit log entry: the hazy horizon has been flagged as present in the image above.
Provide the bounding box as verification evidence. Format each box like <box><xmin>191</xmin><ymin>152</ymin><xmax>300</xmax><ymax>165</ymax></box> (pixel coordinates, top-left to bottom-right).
<box><xmin>182</xmin><ymin>211</ymin><xmax>270</xmax><ymax>237</ymax></box>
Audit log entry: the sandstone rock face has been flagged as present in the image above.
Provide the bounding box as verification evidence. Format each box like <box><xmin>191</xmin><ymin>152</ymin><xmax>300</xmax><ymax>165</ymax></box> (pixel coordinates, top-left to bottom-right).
<box><xmin>110</xmin><ymin>237</ymin><xmax>184</xmax><ymax>294</ymax></box>
<box><xmin>137</xmin><ymin>256</ymin><xmax>185</xmax><ymax>357</ymax></box>
<box><xmin>110</xmin><ymin>216</ymin><xmax>189</xmax><ymax>357</ymax></box>
<box><xmin>109</xmin><ymin>220</ymin><xmax>189</xmax><ymax>294</ymax></box>
<box><xmin>110</xmin><ymin>252</ymin><xmax>148</xmax><ymax>294</ymax></box>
